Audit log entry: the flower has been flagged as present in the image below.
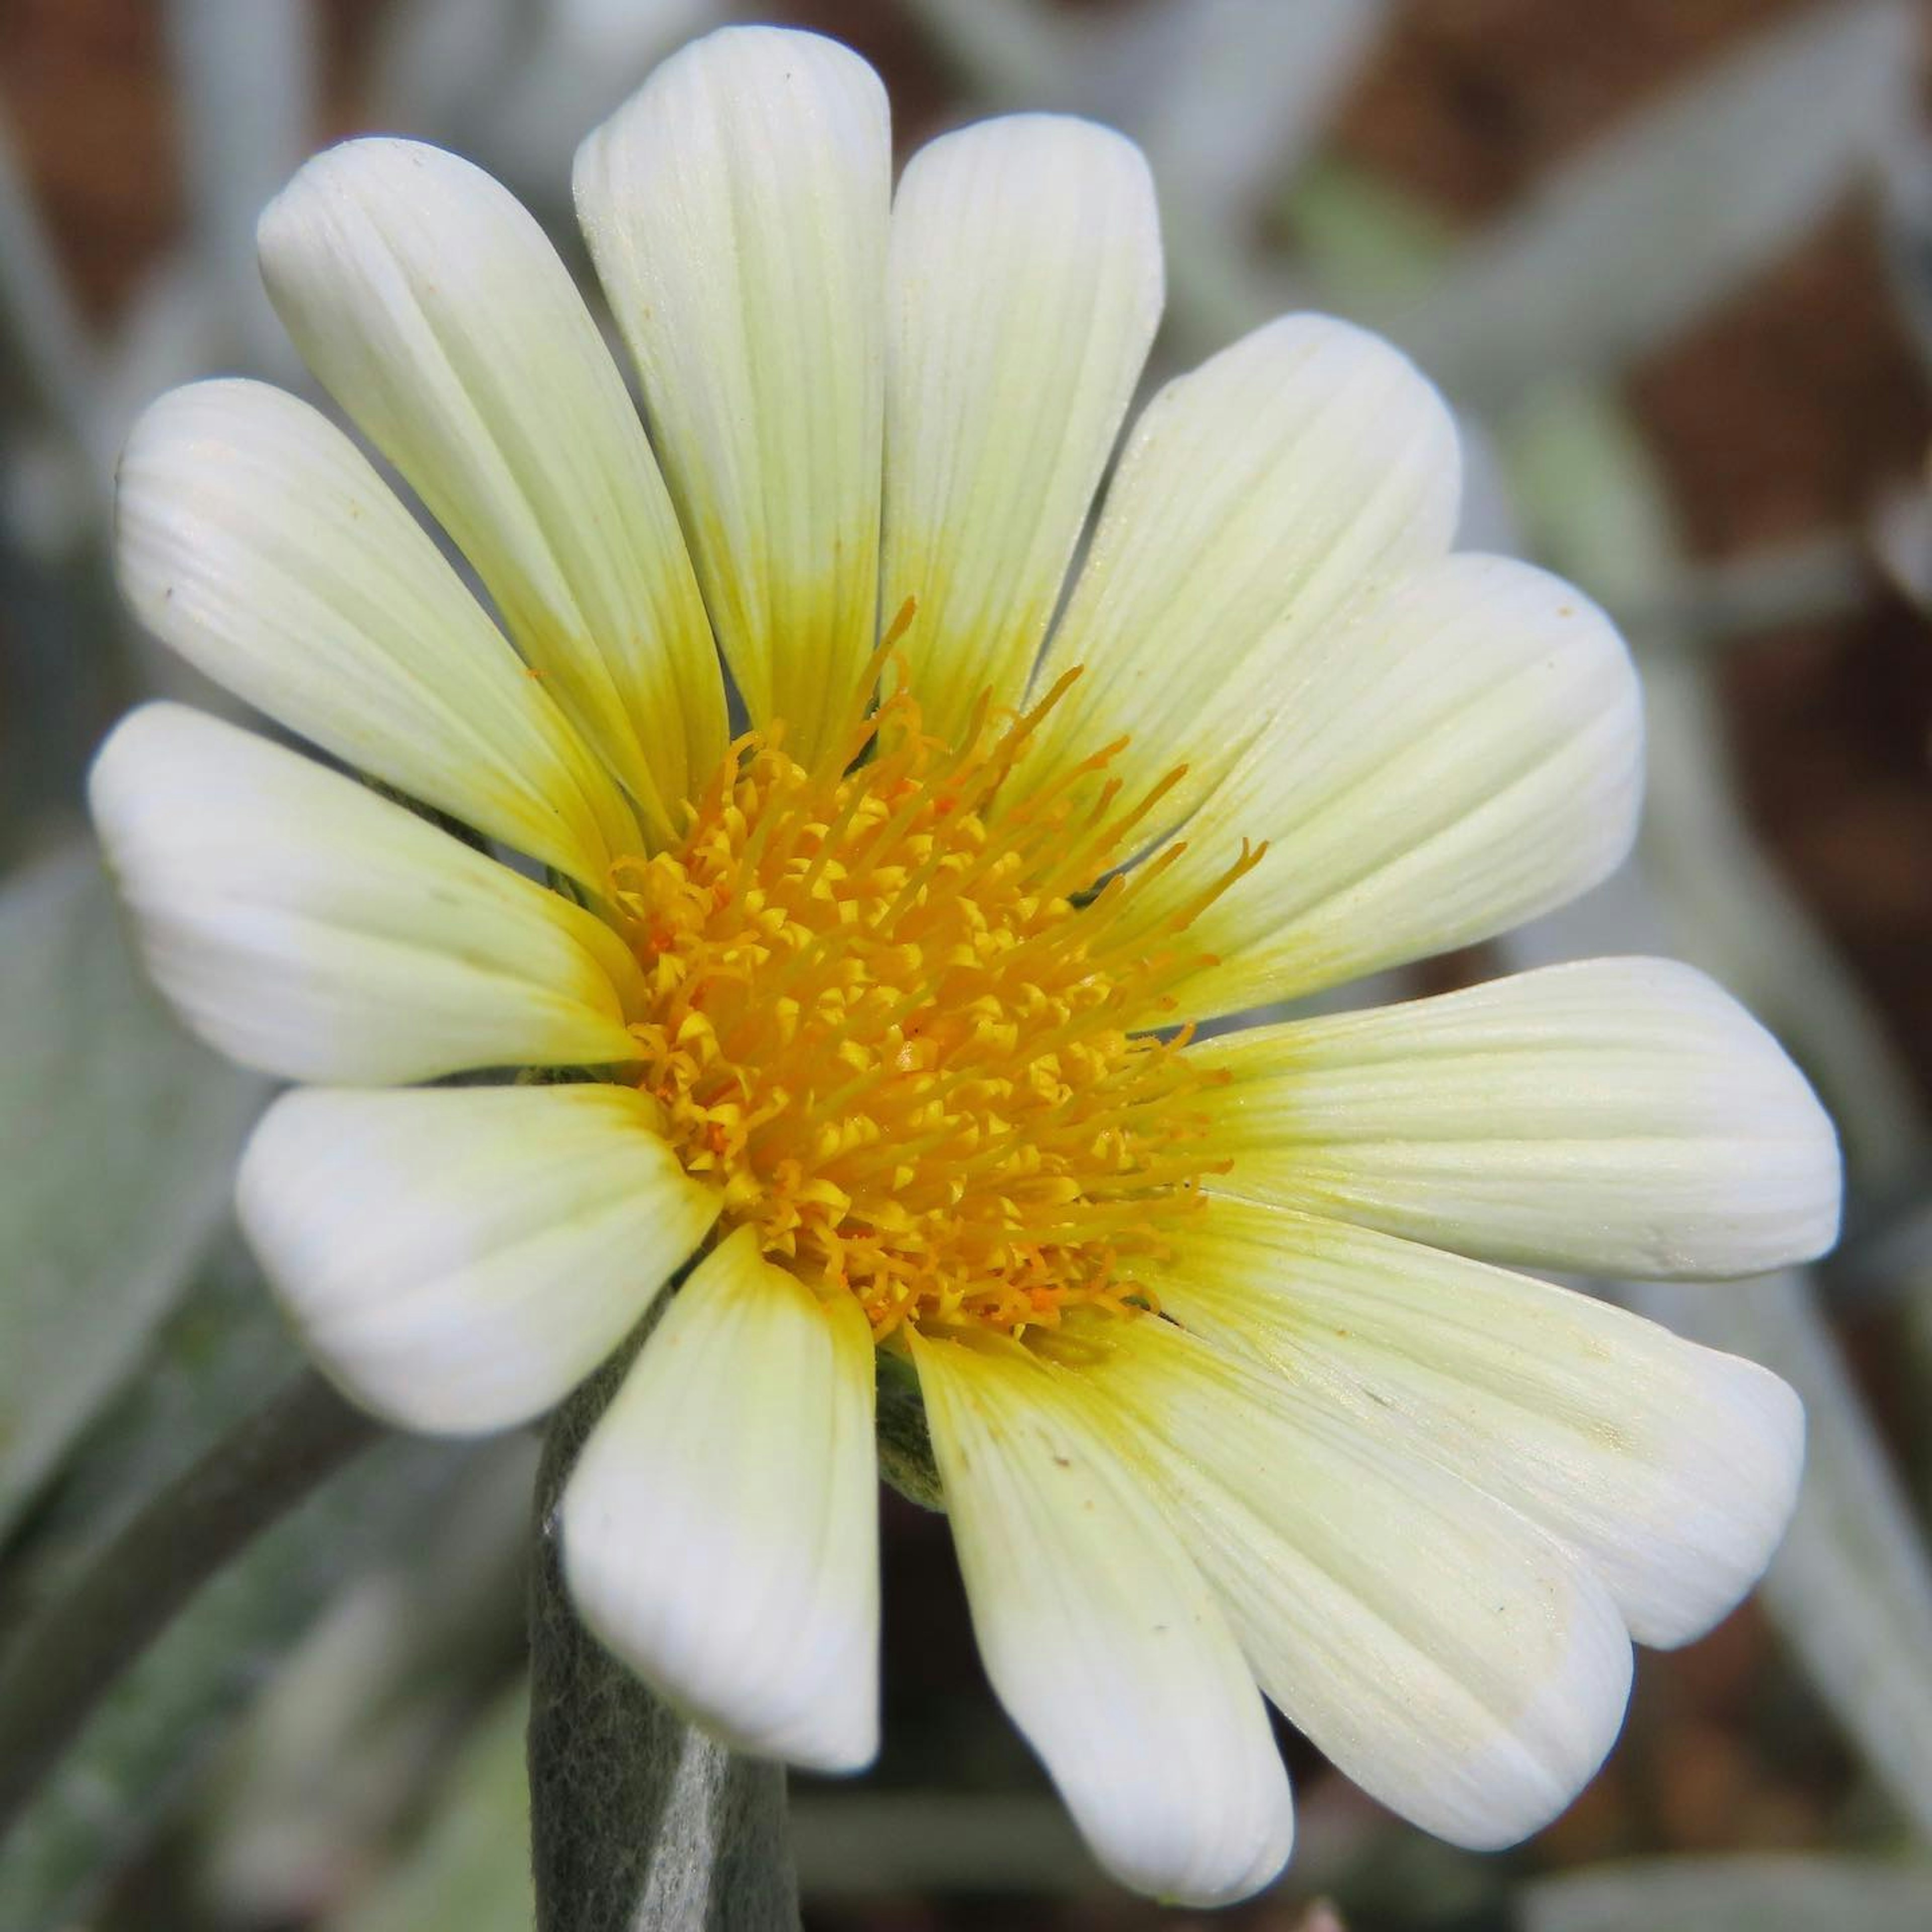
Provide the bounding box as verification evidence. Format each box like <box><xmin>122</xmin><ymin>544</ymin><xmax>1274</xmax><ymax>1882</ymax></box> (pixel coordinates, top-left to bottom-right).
<box><xmin>89</xmin><ymin>23</ymin><xmax>1840</xmax><ymax>1908</ymax></box>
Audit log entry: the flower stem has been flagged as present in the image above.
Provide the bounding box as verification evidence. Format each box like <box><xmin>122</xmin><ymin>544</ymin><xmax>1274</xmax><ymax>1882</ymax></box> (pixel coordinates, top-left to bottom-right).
<box><xmin>528</xmin><ymin>1348</ymin><xmax>800</xmax><ymax>1932</ymax></box>
<box><xmin>0</xmin><ymin>1367</ymin><xmax>378</xmax><ymax>1840</ymax></box>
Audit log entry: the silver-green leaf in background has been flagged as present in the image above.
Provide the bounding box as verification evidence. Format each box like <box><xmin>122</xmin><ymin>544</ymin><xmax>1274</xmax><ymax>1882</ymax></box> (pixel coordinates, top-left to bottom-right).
<box><xmin>1631</xmin><ymin>1269</ymin><xmax>1932</xmax><ymax>1846</ymax></box>
<box><xmin>202</xmin><ymin>1436</ymin><xmax>535</xmax><ymax>1924</ymax></box>
<box><xmin>1401</xmin><ymin>2</ymin><xmax>1914</xmax><ymax>406</ymax></box>
<box><xmin>0</xmin><ymin>1423</ymin><xmax>471</xmax><ymax>1932</ymax></box>
<box><xmin>374</xmin><ymin>0</ymin><xmax>720</xmax><ymax>206</ymax></box>
<box><xmin>166</xmin><ymin>0</ymin><xmax>313</xmax><ymax>381</ymax></box>
<box><xmin>1523</xmin><ymin>1856</ymin><xmax>1932</xmax><ymax>1932</ymax></box>
<box><xmin>0</xmin><ymin>1230</ymin><xmax>300</xmax><ymax>1634</ymax></box>
<box><xmin>1114</xmin><ymin>0</ymin><xmax>1389</xmax><ymax>214</ymax></box>
<box><xmin>0</xmin><ymin>844</ymin><xmax>263</xmax><ymax>1544</ymax></box>
<box><xmin>327</xmin><ymin>1683</ymin><xmax>534</xmax><ymax>1932</ymax></box>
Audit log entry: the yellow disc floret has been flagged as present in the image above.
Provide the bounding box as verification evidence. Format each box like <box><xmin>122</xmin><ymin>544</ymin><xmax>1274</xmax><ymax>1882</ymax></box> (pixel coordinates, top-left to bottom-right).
<box><xmin>610</xmin><ymin>626</ymin><xmax>1260</xmax><ymax>1343</ymax></box>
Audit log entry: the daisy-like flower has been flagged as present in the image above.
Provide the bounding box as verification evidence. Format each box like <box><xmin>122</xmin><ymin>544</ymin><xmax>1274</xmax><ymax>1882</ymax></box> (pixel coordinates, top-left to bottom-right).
<box><xmin>90</xmin><ymin>25</ymin><xmax>1839</xmax><ymax>1907</ymax></box>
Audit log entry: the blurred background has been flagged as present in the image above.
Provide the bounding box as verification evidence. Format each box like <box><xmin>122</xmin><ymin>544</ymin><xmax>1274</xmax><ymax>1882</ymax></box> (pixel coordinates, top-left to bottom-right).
<box><xmin>5</xmin><ymin>1</ymin><xmax>1932</xmax><ymax>1928</ymax></box>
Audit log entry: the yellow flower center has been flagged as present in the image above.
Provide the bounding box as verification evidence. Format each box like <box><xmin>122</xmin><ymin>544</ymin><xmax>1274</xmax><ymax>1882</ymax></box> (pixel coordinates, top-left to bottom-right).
<box><xmin>609</xmin><ymin>621</ymin><xmax>1260</xmax><ymax>1343</ymax></box>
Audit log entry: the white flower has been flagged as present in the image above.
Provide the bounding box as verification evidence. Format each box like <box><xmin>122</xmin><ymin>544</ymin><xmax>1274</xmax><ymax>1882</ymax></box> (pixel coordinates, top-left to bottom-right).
<box><xmin>89</xmin><ymin>24</ymin><xmax>1839</xmax><ymax>1908</ymax></box>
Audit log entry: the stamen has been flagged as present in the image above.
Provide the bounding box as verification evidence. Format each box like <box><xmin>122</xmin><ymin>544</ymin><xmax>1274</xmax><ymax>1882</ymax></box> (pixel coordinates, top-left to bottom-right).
<box><xmin>609</xmin><ymin>660</ymin><xmax>1257</xmax><ymax>1342</ymax></box>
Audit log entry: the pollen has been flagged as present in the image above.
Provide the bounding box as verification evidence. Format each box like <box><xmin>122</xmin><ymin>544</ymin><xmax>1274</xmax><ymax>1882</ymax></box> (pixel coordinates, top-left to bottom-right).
<box><xmin>609</xmin><ymin>630</ymin><xmax>1262</xmax><ymax>1344</ymax></box>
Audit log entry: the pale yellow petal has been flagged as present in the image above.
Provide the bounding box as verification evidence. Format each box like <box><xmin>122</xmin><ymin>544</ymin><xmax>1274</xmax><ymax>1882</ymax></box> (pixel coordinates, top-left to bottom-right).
<box><xmin>1152</xmin><ymin>1199</ymin><xmax>1805</xmax><ymax>1647</ymax></box>
<box><xmin>1197</xmin><ymin>956</ymin><xmax>1841</xmax><ymax>1276</ymax></box>
<box><xmin>90</xmin><ymin>703</ymin><xmax>642</xmax><ymax>1084</ymax></box>
<box><xmin>882</xmin><ymin>114</ymin><xmax>1161</xmax><ymax>741</ymax></box>
<box><xmin>117</xmin><ymin>379</ymin><xmax>640</xmax><ymax>886</ymax></box>
<box><xmin>913</xmin><ymin>1332</ymin><xmax>1293</xmax><ymax>1907</ymax></box>
<box><xmin>576</xmin><ymin>26</ymin><xmax>889</xmax><ymax>762</ymax></box>
<box><xmin>563</xmin><ymin>1228</ymin><xmax>880</xmax><ymax>1772</ymax></box>
<box><xmin>239</xmin><ymin>1084</ymin><xmax>715</xmax><ymax>1433</ymax></box>
<box><xmin>1093</xmin><ymin>1316</ymin><xmax>1632</xmax><ymax>1850</ymax></box>
<box><xmin>259</xmin><ymin>137</ymin><xmax>725</xmax><ymax>838</ymax></box>
<box><xmin>1133</xmin><ymin>554</ymin><xmax>1642</xmax><ymax>1017</ymax></box>
<box><xmin>1022</xmin><ymin>312</ymin><xmax>1459</xmax><ymax>827</ymax></box>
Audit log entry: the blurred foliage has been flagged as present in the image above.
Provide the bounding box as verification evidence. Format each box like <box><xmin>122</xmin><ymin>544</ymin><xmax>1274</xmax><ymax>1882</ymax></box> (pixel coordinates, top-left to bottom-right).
<box><xmin>0</xmin><ymin>848</ymin><xmax>260</xmax><ymax>1544</ymax></box>
<box><xmin>1523</xmin><ymin>1856</ymin><xmax>1932</xmax><ymax>1932</ymax></box>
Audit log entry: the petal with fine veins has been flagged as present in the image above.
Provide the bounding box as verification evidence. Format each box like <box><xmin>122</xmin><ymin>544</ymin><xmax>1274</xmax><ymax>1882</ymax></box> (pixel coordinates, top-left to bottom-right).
<box><xmin>1149</xmin><ymin>1199</ymin><xmax>1805</xmax><ymax>1647</ymax></box>
<box><xmin>563</xmin><ymin>1228</ymin><xmax>880</xmax><ymax>1773</ymax></box>
<box><xmin>1023</xmin><ymin>312</ymin><xmax>1460</xmax><ymax>828</ymax></box>
<box><xmin>90</xmin><ymin>703</ymin><xmax>643</xmax><ymax>1084</ymax></box>
<box><xmin>239</xmin><ymin>1083</ymin><xmax>716</xmax><ymax>1434</ymax></box>
<box><xmin>882</xmin><ymin>113</ymin><xmax>1161</xmax><ymax>742</ymax></box>
<box><xmin>577</xmin><ymin>27</ymin><xmax>889</xmax><ymax>764</ymax></box>
<box><xmin>259</xmin><ymin>137</ymin><xmax>723</xmax><ymax>840</ymax></box>
<box><xmin>1141</xmin><ymin>555</ymin><xmax>1642</xmax><ymax>1017</ymax></box>
<box><xmin>1197</xmin><ymin>956</ymin><xmax>1841</xmax><ymax>1276</ymax></box>
<box><xmin>913</xmin><ymin>1331</ymin><xmax>1294</xmax><ymax>1907</ymax></box>
<box><xmin>117</xmin><ymin>378</ymin><xmax>639</xmax><ymax>886</ymax></box>
<box><xmin>1098</xmin><ymin>1316</ymin><xmax>1633</xmax><ymax>1851</ymax></box>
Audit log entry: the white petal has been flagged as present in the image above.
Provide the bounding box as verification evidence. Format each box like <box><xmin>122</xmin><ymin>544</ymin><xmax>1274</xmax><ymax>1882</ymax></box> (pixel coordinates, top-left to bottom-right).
<box><xmin>1155</xmin><ymin>1200</ymin><xmax>1805</xmax><ymax>1647</ymax></box>
<box><xmin>259</xmin><ymin>138</ymin><xmax>724</xmax><ymax>840</ymax></box>
<box><xmin>238</xmin><ymin>1084</ymin><xmax>715</xmax><ymax>1434</ymax></box>
<box><xmin>1200</xmin><ymin>955</ymin><xmax>1842</xmax><ymax>1276</ymax></box>
<box><xmin>882</xmin><ymin>115</ymin><xmax>1162</xmax><ymax>742</ymax></box>
<box><xmin>1023</xmin><ymin>312</ymin><xmax>1459</xmax><ymax>828</ymax></box>
<box><xmin>562</xmin><ymin>1228</ymin><xmax>879</xmax><ymax>1772</ymax></box>
<box><xmin>912</xmin><ymin>1333</ymin><xmax>1293</xmax><ymax>1907</ymax></box>
<box><xmin>1137</xmin><ymin>555</ymin><xmax>1642</xmax><ymax>1017</ymax></box>
<box><xmin>90</xmin><ymin>704</ymin><xmax>643</xmax><ymax>1084</ymax></box>
<box><xmin>577</xmin><ymin>27</ymin><xmax>889</xmax><ymax>764</ymax></box>
<box><xmin>116</xmin><ymin>378</ymin><xmax>639</xmax><ymax>887</ymax></box>
<box><xmin>1097</xmin><ymin>1316</ymin><xmax>1633</xmax><ymax>1850</ymax></box>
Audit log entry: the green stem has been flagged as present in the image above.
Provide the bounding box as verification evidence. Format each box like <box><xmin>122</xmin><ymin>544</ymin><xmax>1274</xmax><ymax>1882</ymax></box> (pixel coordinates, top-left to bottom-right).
<box><xmin>528</xmin><ymin>1350</ymin><xmax>800</xmax><ymax>1932</ymax></box>
<box><xmin>0</xmin><ymin>1368</ymin><xmax>378</xmax><ymax>1838</ymax></box>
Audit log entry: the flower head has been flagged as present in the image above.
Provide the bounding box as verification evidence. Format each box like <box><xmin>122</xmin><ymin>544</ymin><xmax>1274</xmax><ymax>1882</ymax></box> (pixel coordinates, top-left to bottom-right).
<box><xmin>90</xmin><ymin>24</ymin><xmax>1840</xmax><ymax>1906</ymax></box>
